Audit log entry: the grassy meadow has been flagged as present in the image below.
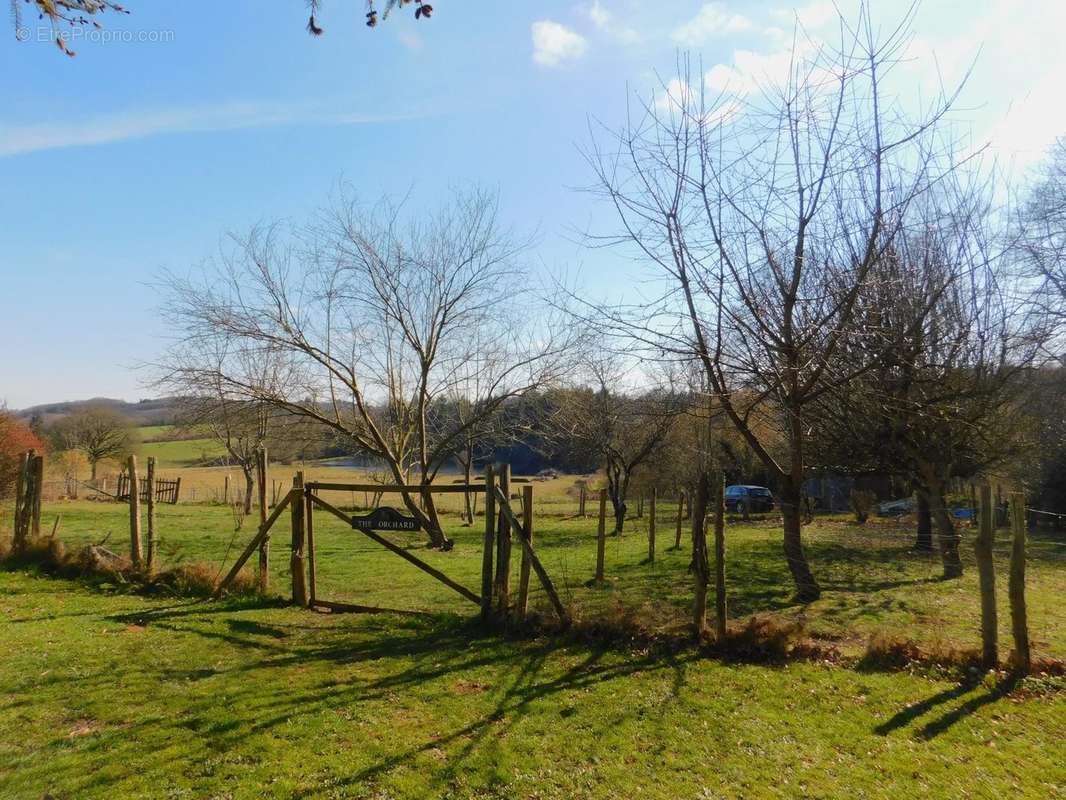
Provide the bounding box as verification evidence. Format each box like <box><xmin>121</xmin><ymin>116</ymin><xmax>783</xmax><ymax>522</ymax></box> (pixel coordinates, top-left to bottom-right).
<box><xmin>7</xmin><ymin>430</ymin><xmax>1066</xmax><ymax>797</ymax></box>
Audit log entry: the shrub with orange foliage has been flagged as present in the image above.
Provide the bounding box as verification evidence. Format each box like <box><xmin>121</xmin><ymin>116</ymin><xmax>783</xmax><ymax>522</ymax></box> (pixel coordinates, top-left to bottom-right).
<box><xmin>0</xmin><ymin>410</ymin><xmax>44</xmax><ymax>498</ymax></box>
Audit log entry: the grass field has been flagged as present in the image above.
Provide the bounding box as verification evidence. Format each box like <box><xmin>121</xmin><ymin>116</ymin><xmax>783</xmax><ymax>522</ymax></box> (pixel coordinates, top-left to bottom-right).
<box><xmin>2</xmin><ymin>568</ymin><xmax>1065</xmax><ymax>799</ymax></box>
<box><xmin>6</xmin><ymin>480</ymin><xmax>1066</xmax><ymax>798</ymax></box>
<box><xmin>16</xmin><ymin>494</ymin><xmax>1066</xmax><ymax>661</ymax></box>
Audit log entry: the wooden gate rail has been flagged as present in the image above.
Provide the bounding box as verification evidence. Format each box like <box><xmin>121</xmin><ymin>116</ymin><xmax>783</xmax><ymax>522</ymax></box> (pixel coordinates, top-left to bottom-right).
<box><xmin>494</xmin><ymin>485</ymin><xmax>570</xmax><ymax>627</ymax></box>
<box><xmin>309</xmin><ymin>493</ymin><xmax>481</xmax><ymax>607</ymax></box>
<box><xmin>305</xmin><ymin>482</ymin><xmax>488</xmax><ymax>494</ymax></box>
<box><xmin>214</xmin><ymin>489</ymin><xmax>294</xmax><ymax>597</ymax></box>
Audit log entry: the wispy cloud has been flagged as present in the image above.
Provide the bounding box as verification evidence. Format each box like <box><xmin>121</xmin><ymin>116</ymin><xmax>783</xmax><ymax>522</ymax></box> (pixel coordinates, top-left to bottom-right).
<box><xmin>584</xmin><ymin>1</ymin><xmax>640</xmax><ymax>45</ymax></box>
<box><xmin>672</xmin><ymin>3</ymin><xmax>753</xmax><ymax>47</ymax></box>
<box><xmin>0</xmin><ymin>101</ymin><xmax>412</xmax><ymax>158</ymax></box>
<box><xmin>531</xmin><ymin>20</ymin><xmax>588</xmax><ymax>68</ymax></box>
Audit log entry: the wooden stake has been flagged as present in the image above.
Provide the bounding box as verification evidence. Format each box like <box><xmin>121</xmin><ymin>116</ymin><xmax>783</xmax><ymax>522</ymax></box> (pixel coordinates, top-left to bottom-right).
<box><xmin>579</xmin><ymin>484</ymin><xmax>587</xmax><ymax>518</ymax></box>
<box><xmin>975</xmin><ymin>485</ymin><xmax>997</xmax><ymax>668</ymax></box>
<box><xmin>1008</xmin><ymin>492</ymin><xmax>1030</xmax><ymax>674</ymax></box>
<box><xmin>494</xmin><ymin>463</ymin><xmax>512</xmax><ymax>617</ymax></box>
<box><xmin>495</xmin><ymin>486</ymin><xmax>569</xmax><ymax>627</ymax></box>
<box><xmin>214</xmin><ymin>490</ymin><xmax>294</xmax><ymax>597</ymax></box>
<box><xmin>517</xmin><ymin>484</ymin><xmax>534</xmax><ymax>620</ymax></box>
<box><xmin>595</xmin><ymin>488</ymin><xmax>607</xmax><ymax>583</ymax></box>
<box><xmin>481</xmin><ymin>465</ymin><xmax>496</xmax><ymax>623</ymax></box>
<box><xmin>127</xmin><ymin>455</ymin><xmax>143</xmax><ymax>567</ymax></box>
<box><xmin>305</xmin><ymin>482</ymin><xmax>316</xmax><ymax>606</ymax></box>
<box><xmin>223</xmin><ymin>474</ymin><xmax>230</xmax><ymax>505</ymax></box>
<box><xmin>674</xmin><ymin>491</ymin><xmax>685</xmax><ymax>549</ymax></box>
<box><xmin>257</xmin><ymin>447</ymin><xmax>269</xmax><ymax>592</ymax></box>
<box><xmin>12</xmin><ymin>451</ymin><xmax>29</xmax><ymax>552</ymax></box>
<box><xmin>714</xmin><ymin>473</ymin><xmax>727</xmax><ymax>640</ymax></box>
<box><xmin>146</xmin><ymin>456</ymin><xmax>157</xmax><ymax>573</ymax></box>
<box><xmin>31</xmin><ymin>455</ymin><xmax>43</xmax><ymax>540</ymax></box>
<box><xmin>291</xmin><ymin>471</ymin><xmax>307</xmax><ymax>606</ymax></box>
<box><xmin>648</xmin><ymin>487</ymin><xmax>657</xmax><ymax>562</ymax></box>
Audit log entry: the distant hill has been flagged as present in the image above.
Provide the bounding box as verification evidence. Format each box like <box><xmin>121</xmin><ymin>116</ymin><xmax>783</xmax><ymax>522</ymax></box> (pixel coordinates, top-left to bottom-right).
<box><xmin>15</xmin><ymin>397</ymin><xmax>186</xmax><ymax>427</ymax></box>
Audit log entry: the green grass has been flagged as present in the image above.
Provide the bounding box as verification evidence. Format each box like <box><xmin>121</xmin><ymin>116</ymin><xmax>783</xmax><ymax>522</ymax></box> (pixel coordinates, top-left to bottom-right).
<box><xmin>138</xmin><ymin>436</ymin><xmax>227</xmax><ymax>469</ymax></box>
<box><xmin>1</xmin><ymin>569</ymin><xmax>1064</xmax><ymax>799</ymax></box>
<box><xmin>27</xmin><ymin>499</ymin><xmax>1066</xmax><ymax>660</ymax></box>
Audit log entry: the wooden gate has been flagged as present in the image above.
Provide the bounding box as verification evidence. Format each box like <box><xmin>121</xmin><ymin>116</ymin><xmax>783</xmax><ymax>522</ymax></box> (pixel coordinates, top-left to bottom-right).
<box><xmin>215</xmin><ymin>467</ymin><xmax>568</xmax><ymax>627</ymax></box>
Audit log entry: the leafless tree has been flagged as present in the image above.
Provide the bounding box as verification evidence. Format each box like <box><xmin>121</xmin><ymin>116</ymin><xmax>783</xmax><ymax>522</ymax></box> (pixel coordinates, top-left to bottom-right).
<box><xmin>158</xmin><ymin>187</ymin><xmax>570</xmax><ymax>549</ymax></box>
<box><xmin>1017</xmin><ymin>137</ymin><xmax>1066</xmax><ymax>354</ymax></box>
<box><xmin>584</xmin><ymin>4</ymin><xmax>969</xmax><ymax>599</ymax></box>
<box><xmin>550</xmin><ymin>353</ymin><xmax>683</xmax><ymax>534</ymax></box>
<box><xmin>50</xmin><ymin>405</ymin><xmax>136</xmax><ymax>480</ymax></box>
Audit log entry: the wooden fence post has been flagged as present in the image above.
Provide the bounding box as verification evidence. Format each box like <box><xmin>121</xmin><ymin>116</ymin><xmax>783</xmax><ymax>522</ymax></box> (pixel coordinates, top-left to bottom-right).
<box><xmin>1009</xmin><ymin>492</ymin><xmax>1030</xmax><ymax>674</ymax></box>
<box><xmin>648</xmin><ymin>488</ymin><xmax>657</xmax><ymax>563</ymax></box>
<box><xmin>714</xmin><ymin>472</ymin><xmax>727</xmax><ymax>640</ymax></box>
<box><xmin>692</xmin><ymin>475</ymin><xmax>710</xmax><ymax>636</ymax></box>
<box><xmin>127</xmin><ymin>455</ymin><xmax>143</xmax><ymax>567</ymax></box>
<box><xmin>30</xmin><ymin>454</ymin><xmax>43</xmax><ymax>541</ymax></box>
<box><xmin>291</xmin><ymin>472</ymin><xmax>307</xmax><ymax>606</ymax></box>
<box><xmin>975</xmin><ymin>485</ymin><xmax>997</xmax><ymax>668</ymax></box>
<box><xmin>637</xmin><ymin>495</ymin><xmax>644</xmax><ymax>519</ymax></box>
<box><xmin>223</xmin><ymin>474</ymin><xmax>230</xmax><ymax>505</ymax></box>
<box><xmin>494</xmin><ymin>464</ymin><xmax>512</xmax><ymax>617</ymax></box>
<box><xmin>12</xmin><ymin>451</ymin><xmax>29</xmax><ymax>553</ymax></box>
<box><xmin>595</xmin><ymin>488</ymin><xmax>607</xmax><ymax>583</ymax></box>
<box><xmin>257</xmin><ymin>447</ymin><xmax>269</xmax><ymax>592</ymax></box>
<box><xmin>146</xmin><ymin>457</ymin><xmax>157</xmax><ymax>573</ymax></box>
<box><xmin>674</xmin><ymin>491</ymin><xmax>685</xmax><ymax>550</ymax></box>
<box><xmin>305</xmin><ymin>480</ymin><xmax>316</xmax><ymax>606</ymax></box>
<box><xmin>579</xmin><ymin>484</ymin><xmax>586</xmax><ymax>518</ymax></box>
<box><xmin>481</xmin><ymin>465</ymin><xmax>496</xmax><ymax>623</ymax></box>
<box><xmin>173</xmin><ymin>477</ymin><xmax>182</xmax><ymax>504</ymax></box>
<box><xmin>517</xmin><ymin>484</ymin><xmax>534</xmax><ymax>620</ymax></box>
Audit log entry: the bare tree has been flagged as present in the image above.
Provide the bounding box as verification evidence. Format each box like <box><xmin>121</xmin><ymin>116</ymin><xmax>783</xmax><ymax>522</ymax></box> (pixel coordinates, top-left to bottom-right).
<box><xmin>551</xmin><ymin>354</ymin><xmax>682</xmax><ymax>535</ymax></box>
<box><xmin>809</xmin><ymin>198</ymin><xmax>1043</xmax><ymax>577</ymax></box>
<box><xmin>1018</xmin><ymin>137</ymin><xmax>1066</xmax><ymax>351</ymax></box>
<box><xmin>584</xmin><ymin>5</ymin><xmax>968</xmax><ymax>599</ymax></box>
<box><xmin>51</xmin><ymin>405</ymin><xmax>136</xmax><ymax>480</ymax></box>
<box><xmin>159</xmin><ymin>187</ymin><xmax>569</xmax><ymax>549</ymax></box>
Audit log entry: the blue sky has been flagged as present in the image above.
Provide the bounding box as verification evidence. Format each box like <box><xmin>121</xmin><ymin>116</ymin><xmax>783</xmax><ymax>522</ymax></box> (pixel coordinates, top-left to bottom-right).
<box><xmin>2</xmin><ymin>0</ymin><xmax>1064</xmax><ymax>408</ymax></box>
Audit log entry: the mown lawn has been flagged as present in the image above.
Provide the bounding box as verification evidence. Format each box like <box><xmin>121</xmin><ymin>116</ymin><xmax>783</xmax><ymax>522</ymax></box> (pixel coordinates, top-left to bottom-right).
<box><xmin>22</xmin><ymin>496</ymin><xmax>1066</xmax><ymax>661</ymax></box>
<box><xmin>2</xmin><ymin>569</ymin><xmax>1064</xmax><ymax>799</ymax></box>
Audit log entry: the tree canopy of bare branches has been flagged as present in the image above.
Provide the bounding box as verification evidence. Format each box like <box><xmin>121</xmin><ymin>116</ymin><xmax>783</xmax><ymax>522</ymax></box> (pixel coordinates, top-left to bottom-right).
<box><xmin>584</xmin><ymin>4</ymin><xmax>973</xmax><ymax>600</ymax></box>
<box><xmin>158</xmin><ymin>187</ymin><xmax>571</xmax><ymax>549</ymax></box>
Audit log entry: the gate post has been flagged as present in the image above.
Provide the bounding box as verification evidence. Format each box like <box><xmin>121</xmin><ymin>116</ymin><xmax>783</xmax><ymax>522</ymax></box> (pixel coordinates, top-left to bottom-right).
<box><xmin>257</xmin><ymin>447</ymin><xmax>269</xmax><ymax>592</ymax></box>
<box><xmin>517</xmin><ymin>484</ymin><xmax>534</xmax><ymax>620</ymax></box>
<box><xmin>481</xmin><ymin>465</ymin><xmax>496</xmax><ymax>623</ymax></box>
<box><xmin>290</xmin><ymin>471</ymin><xmax>308</xmax><ymax>606</ymax></box>
<box><xmin>494</xmin><ymin>464</ymin><xmax>512</xmax><ymax>618</ymax></box>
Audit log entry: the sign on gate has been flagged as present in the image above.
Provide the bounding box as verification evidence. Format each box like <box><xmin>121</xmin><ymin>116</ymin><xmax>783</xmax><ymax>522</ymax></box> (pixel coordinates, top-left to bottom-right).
<box><xmin>351</xmin><ymin>506</ymin><xmax>422</xmax><ymax>532</ymax></box>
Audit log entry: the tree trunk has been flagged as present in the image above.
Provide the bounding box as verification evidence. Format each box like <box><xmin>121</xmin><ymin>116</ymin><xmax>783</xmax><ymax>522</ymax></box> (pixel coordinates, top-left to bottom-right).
<box><xmin>713</xmin><ymin>472</ymin><xmax>727</xmax><ymax>640</ymax></box>
<box><xmin>691</xmin><ymin>473</ymin><xmax>710</xmax><ymax>636</ymax></box>
<box><xmin>90</xmin><ymin>459</ymin><xmax>99</xmax><ymax>482</ymax></box>
<box><xmin>975</xmin><ymin>485</ymin><xmax>997</xmax><ymax>668</ymax></box>
<box><xmin>242</xmin><ymin>464</ymin><xmax>255</xmax><ymax>515</ymax></box>
<box><xmin>928</xmin><ymin>482</ymin><xmax>963</xmax><ymax>578</ymax></box>
<box><xmin>463</xmin><ymin>454</ymin><xmax>474</xmax><ymax>525</ymax></box>
<box><xmin>779</xmin><ymin>478</ymin><xmax>820</xmax><ymax>601</ymax></box>
<box><xmin>1008</xmin><ymin>493</ymin><xmax>1030</xmax><ymax>674</ymax></box>
<box><xmin>914</xmin><ymin>488</ymin><xmax>934</xmax><ymax>552</ymax></box>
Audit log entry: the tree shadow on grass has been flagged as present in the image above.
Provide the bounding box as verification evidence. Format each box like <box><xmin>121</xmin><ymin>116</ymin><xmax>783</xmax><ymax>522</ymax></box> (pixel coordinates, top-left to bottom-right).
<box><xmin>874</xmin><ymin>674</ymin><xmax>1021</xmax><ymax>739</ymax></box>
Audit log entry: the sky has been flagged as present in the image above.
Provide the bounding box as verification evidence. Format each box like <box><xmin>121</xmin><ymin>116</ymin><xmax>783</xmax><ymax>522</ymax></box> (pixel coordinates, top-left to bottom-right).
<box><xmin>2</xmin><ymin>0</ymin><xmax>1065</xmax><ymax>409</ymax></box>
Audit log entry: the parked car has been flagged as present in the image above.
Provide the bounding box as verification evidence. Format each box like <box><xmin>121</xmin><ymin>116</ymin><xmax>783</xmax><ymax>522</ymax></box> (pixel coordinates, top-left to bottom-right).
<box><xmin>877</xmin><ymin>497</ymin><xmax>915</xmax><ymax>517</ymax></box>
<box><xmin>724</xmin><ymin>485</ymin><xmax>775</xmax><ymax>514</ymax></box>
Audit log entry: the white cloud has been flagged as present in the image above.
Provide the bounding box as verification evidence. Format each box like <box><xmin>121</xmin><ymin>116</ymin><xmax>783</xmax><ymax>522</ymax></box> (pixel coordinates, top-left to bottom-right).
<box><xmin>704</xmin><ymin>48</ymin><xmax>802</xmax><ymax>96</ymax></box>
<box><xmin>0</xmin><ymin>101</ymin><xmax>410</xmax><ymax>158</ymax></box>
<box><xmin>672</xmin><ymin>3</ymin><xmax>753</xmax><ymax>47</ymax></box>
<box><xmin>585</xmin><ymin>1</ymin><xmax>640</xmax><ymax>44</ymax></box>
<box><xmin>531</xmin><ymin>20</ymin><xmax>588</xmax><ymax>68</ymax></box>
<box><xmin>655</xmin><ymin>78</ymin><xmax>695</xmax><ymax>113</ymax></box>
<box><xmin>771</xmin><ymin>1</ymin><xmax>838</xmax><ymax>31</ymax></box>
